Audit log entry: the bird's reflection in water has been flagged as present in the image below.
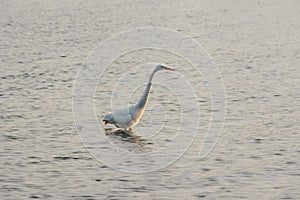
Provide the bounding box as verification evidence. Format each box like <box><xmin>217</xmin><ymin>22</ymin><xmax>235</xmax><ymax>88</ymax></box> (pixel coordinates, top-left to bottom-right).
<box><xmin>104</xmin><ymin>128</ymin><xmax>150</xmax><ymax>153</ymax></box>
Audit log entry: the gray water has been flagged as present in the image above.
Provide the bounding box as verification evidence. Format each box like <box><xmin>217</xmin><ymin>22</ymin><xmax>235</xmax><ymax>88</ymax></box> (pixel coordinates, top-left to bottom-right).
<box><xmin>1</xmin><ymin>0</ymin><xmax>299</xmax><ymax>199</ymax></box>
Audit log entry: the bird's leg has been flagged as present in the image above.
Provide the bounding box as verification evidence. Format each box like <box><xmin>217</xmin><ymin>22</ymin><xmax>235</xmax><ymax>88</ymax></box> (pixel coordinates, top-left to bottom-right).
<box><xmin>104</xmin><ymin>128</ymin><xmax>113</xmax><ymax>135</ymax></box>
<box><xmin>124</xmin><ymin>127</ymin><xmax>134</xmax><ymax>135</ymax></box>
<box><xmin>105</xmin><ymin>128</ymin><xmax>123</xmax><ymax>135</ymax></box>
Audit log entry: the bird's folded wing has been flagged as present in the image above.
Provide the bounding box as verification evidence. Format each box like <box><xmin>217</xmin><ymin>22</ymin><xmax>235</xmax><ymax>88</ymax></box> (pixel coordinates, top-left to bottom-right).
<box><xmin>112</xmin><ymin>107</ymin><xmax>133</xmax><ymax>125</ymax></box>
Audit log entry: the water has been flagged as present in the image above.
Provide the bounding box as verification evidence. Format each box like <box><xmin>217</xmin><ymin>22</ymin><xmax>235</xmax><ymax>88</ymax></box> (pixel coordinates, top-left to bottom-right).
<box><xmin>1</xmin><ymin>0</ymin><xmax>299</xmax><ymax>199</ymax></box>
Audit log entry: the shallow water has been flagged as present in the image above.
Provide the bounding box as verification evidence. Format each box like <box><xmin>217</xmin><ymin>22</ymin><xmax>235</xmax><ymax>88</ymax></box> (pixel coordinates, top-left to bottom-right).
<box><xmin>1</xmin><ymin>0</ymin><xmax>299</xmax><ymax>199</ymax></box>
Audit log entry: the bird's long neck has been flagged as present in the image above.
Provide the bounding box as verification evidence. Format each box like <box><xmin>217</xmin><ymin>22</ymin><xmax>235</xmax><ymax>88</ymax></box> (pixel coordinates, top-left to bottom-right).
<box><xmin>136</xmin><ymin>70</ymin><xmax>157</xmax><ymax>109</ymax></box>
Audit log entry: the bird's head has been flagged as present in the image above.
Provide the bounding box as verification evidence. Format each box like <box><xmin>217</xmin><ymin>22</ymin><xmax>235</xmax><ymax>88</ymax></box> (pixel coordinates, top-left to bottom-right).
<box><xmin>155</xmin><ymin>64</ymin><xmax>176</xmax><ymax>72</ymax></box>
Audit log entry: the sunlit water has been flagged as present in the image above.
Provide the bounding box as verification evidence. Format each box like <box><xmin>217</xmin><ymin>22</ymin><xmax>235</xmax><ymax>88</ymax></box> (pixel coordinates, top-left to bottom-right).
<box><xmin>1</xmin><ymin>0</ymin><xmax>299</xmax><ymax>199</ymax></box>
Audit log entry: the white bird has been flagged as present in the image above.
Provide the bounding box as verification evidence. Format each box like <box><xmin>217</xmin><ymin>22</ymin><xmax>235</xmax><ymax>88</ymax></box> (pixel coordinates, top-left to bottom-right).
<box><xmin>103</xmin><ymin>64</ymin><xmax>176</xmax><ymax>133</ymax></box>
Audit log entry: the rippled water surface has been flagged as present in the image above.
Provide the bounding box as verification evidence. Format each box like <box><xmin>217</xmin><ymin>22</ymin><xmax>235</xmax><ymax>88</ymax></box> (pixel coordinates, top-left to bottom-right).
<box><xmin>1</xmin><ymin>0</ymin><xmax>299</xmax><ymax>199</ymax></box>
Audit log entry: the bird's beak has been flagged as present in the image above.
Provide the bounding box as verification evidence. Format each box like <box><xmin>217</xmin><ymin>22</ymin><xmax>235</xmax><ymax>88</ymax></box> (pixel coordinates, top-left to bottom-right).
<box><xmin>103</xmin><ymin>120</ymin><xmax>108</xmax><ymax>124</ymax></box>
<box><xmin>163</xmin><ymin>66</ymin><xmax>176</xmax><ymax>71</ymax></box>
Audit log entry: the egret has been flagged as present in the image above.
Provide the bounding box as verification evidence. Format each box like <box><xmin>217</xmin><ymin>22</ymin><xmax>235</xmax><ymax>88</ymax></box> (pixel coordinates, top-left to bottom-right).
<box><xmin>103</xmin><ymin>64</ymin><xmax>176</xmax><ymax>133</ymax></box>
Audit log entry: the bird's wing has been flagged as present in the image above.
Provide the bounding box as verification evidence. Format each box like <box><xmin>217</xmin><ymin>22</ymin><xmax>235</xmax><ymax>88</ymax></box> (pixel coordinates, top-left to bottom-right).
<box><xmin>112</xmin><ymin>106</ymin><xmax>134</xmax><ymax>125</ymax></box>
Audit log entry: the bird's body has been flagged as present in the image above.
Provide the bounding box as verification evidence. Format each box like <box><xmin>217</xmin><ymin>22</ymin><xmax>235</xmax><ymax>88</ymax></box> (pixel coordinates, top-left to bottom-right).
<box><xmin>107</xmin><ymin>105</ymin><xmax>141</xmax><ymax>129</ymax></box>
<box><xmin>103</xmin><ymin>64</ymin><xmax>175</xmax><ymax>133</ymax></box>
